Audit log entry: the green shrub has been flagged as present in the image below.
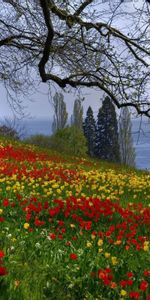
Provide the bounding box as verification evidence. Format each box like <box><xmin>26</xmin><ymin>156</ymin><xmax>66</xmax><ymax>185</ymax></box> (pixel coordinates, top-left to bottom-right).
<box><xmin>49</xmin><ymin>126</ymin><xmax>87</xmax><ymax>157</ymax></box>
<box><xmin>24</xmin><ymin>134</ymin><xmax>51</xmax><ymax>148</ymax></box>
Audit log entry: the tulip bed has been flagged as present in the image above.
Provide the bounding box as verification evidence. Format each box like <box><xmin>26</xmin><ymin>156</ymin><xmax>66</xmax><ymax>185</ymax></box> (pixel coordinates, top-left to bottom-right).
<box><xmin>0</xmin><ymin>139</ymin><xmax>150</xmax><ymax>300</ymax></box>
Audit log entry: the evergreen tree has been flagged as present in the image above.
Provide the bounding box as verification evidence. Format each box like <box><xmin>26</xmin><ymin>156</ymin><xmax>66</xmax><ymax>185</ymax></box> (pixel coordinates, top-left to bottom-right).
<box><xmin>52</xmin><ymin>92</ymin><xmax>68</xmax><ymax>133</ymax></box>
<box><xmin>71</xmin><ymin>98</ymin><xmax>83</xmax><ymax>130</ymax></box>
<box><xmin>83</xmin><ymin>106</ymin><xmax>96</xmax><ymax>157</ymax></box>
<box><xmin>95</xmin><ymin>96</ymin><xmax>120</xmax><ymax>163</ymax></box>
<box><xmin>119</xmin><ymin>107</ymin><xmax>136</xmax><ymax>167</ymax></box>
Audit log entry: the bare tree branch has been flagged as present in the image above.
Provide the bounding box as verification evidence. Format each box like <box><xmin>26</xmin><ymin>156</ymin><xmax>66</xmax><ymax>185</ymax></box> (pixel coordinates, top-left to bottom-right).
<box><xmin>73</xmin><ymin>0</ymin><xmax>93</xmax><ymax>17</ymax></box>
<box><xmin>42</xmin><ymin>72</ymin><xmax>150</xmax><ymax>117</ymax></box>
<box><xmin>38</xmin><ymin>0</ymin><xmax>54</xmax><ymax>82</ymax></box>
<box><xmin>0</xmin><ymin>0</ymin><xmax>149</xmax><ymax>117</ymax></box>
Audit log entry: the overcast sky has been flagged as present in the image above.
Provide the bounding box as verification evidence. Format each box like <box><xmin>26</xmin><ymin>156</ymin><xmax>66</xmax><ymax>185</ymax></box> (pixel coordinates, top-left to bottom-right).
<box><xmin>0</xmin><ymin>82</ymin><xmax>104</xmax><ymax>120</ymax></box>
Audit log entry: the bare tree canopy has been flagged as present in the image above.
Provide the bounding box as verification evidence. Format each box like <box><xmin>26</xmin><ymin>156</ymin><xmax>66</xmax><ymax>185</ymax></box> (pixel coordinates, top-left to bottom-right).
<box><xmin>0</xmin><ymin>0</ymin><xmax>150</xmax><ymax>116</ymax></box>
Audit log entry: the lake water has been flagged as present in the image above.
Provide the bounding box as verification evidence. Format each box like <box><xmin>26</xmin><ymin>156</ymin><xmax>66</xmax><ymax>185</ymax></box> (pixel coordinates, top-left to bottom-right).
<box><xmin>19</xmin><ymin>118</ymin><xmax>150</xmax><ymax>171</ymax></box>
<box><xmin>132</xmin><ymin>119</ymin><xmax>150</xmax><ymax>171</ymax></box>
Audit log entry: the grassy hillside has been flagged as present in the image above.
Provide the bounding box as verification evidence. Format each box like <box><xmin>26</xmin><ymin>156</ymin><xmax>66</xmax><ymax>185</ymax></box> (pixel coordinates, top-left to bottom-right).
<box><xmin>0</xmin><ymin>138</ymin><xmax>150</xmax><ymax>300</ymax></box>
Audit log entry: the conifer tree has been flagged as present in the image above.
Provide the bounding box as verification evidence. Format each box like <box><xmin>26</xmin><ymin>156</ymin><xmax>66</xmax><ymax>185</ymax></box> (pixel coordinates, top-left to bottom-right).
<box><xmin>119</xmin><ymin>107</ymin><xmax>136</xmax><ymax>167</ymax></box>
<box><xmin>95</xmin><ymin>96</ymin><xmax>120</xmax><ymax>163</ymax></box>
<box><xmin>83</xmin><ymin>106</ymin><xmax>96</xmax><ymax>157</ymax></box>
<box><xmin>52</xmin><ymin>92</ymin><xmax>68</xmax><ymax>133</ymax></box>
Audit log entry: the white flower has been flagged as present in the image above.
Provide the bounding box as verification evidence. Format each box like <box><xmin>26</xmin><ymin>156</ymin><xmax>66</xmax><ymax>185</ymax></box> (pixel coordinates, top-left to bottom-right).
<box><xmin>35</xmin><ymin>242</ymin><xmax>41</xmax><ymax>249</ymax></box>
<box><xmin>7</xmin><ymin>234</ymin><xmax>12</xmax><ymax>238</ymax></box>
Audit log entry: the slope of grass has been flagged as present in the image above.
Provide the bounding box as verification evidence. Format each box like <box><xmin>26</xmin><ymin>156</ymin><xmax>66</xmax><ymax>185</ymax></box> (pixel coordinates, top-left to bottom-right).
<box><xmin>0</xmin><ymin>138</ymin><xmax>149</xmax><ymax>300</ymax></box>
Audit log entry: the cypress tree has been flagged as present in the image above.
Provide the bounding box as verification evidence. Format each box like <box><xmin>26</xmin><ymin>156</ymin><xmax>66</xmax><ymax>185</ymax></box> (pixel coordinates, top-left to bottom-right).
<box><xmin>51</xmin><ymin>92</ymin><xmax>68</xmax><ymax>133</ymax></box>
<box><xmin>83</xmin><ymin>106</ymin><xmax>96</xmax><ymax>157</ymax></box>
<box><xmin>95</xmin><ymin>96</ymin><xmax>120</xmax><ymax>163</ymax></box>
<box><xmin>71</xmin><ymin>98</ymin><xmax>83</xmax><ymax>130</ymax></box>
<box><xmin>119</xmin><ymin>107</ymin><xmax>136</xmax><ymax>167</ymax></box>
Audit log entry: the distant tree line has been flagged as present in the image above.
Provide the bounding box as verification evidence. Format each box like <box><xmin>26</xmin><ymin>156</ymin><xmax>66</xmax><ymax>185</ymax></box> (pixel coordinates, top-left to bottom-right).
<box><xmin>0</xmin><ymin>118</ymin><xmax>22</xmax><ymax>140</ymax></box>
<box><xmin>0</xmin><ymin>91</ymin><xmax>136</xmax><ymax>166</ymax></box>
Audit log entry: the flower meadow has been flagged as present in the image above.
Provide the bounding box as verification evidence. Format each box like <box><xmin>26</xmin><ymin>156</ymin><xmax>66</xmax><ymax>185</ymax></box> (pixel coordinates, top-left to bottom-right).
<box><xmin>0</xmin><ymin>139</ymin><xmax>150</xmax><ymax>300</ymax></box>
